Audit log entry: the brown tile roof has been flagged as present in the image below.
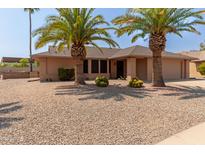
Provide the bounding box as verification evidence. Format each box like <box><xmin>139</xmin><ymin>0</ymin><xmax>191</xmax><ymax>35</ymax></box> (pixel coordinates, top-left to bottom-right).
<box><xmin>179</xmin><ymin>50</ymin><xmax>205</xmax><ymax>62</ymax></box>
<box><xmin>110</xmin><ymin>45</ymin><xmax>193</xmax><ymax>59</ymax></box>
<box><xmin>33</xmin><ymin>45</ymin><xmax>193</xmax><ymax>60</ymax></box>
<box><xmin>33</xmin><ymin>46</ymin><xmax>120</xmax><ymax>59</ymax></box>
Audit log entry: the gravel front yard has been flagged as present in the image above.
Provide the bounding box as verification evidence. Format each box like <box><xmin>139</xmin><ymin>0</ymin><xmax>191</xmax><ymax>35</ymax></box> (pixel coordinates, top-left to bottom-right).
<box><xmin>1</xmin><ymin>79</ymin><xmax>205</xmax><ymax>144</ymax></box>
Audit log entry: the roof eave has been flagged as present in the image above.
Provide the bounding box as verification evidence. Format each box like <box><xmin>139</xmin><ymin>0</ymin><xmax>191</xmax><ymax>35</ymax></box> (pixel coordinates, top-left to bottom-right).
<box><xmin>191</xmin><ymin>59</ymin><xmax>205</xmax><ymax>62</ymax></box>
<box><xmin>109</xmin><ymin>55</ymin><xmax>151</xmax><ymax>59</ymax></box>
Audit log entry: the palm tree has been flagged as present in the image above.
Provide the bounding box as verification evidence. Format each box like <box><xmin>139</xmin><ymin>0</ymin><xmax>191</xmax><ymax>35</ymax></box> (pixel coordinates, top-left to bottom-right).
<box><xmin>24</xmin><ymin>8</ymin><xmax>40</xmax><ymax>72</ymax></box>
<box><xmin>112</xmin><ymin>8</ymin><xmax>205</xmax><ymax>87</ymax></box>
<box><xmin>33</xmin><ymin>8</ymin><xmax>119</xmax><ymax>85</ymax></box>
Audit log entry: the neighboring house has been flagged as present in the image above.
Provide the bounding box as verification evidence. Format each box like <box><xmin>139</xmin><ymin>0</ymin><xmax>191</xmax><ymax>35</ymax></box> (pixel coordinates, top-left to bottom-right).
<box><xmin>0</xmin><ymin>56</ymin><xmax>37</xmax><ymax>73</ymax></box>
<box><xmin>180</xmin><ymin>50</ymin><xmax>205</xmax><ymax>78</ymax></box>
<box><xmin>33</xmin><ymin>45</ymin><xmax>193</xmax><ymax>82</ymax></box>
<box><xmin>0</xmin><ymin>56</ymin><xmax>39</xmax><ymax>79</ymax></box>
<box><xmin>1</xmin><ymin>57</ymin><xmax>24</xmax><ymax>63</ymax></box>
<box><xmin>0</xmin><ymin>57</ymin><xmax>33</xmax><ymax>63</ymax></box>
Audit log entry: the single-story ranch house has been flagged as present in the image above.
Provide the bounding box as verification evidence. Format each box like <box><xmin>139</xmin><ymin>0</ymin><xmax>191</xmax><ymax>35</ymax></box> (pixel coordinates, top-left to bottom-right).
<box><xmin>33</xmin><ymin>45</ymin><xmax>193</xmax><ymax>81</ymax></box>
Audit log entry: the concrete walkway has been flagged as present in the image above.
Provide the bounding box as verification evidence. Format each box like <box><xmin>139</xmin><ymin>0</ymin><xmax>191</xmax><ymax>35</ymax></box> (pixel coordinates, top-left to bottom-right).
<box><xmin>158</xmin><ymin>122</ymin><xmax>205</xmax><ymax>144</ymax></box>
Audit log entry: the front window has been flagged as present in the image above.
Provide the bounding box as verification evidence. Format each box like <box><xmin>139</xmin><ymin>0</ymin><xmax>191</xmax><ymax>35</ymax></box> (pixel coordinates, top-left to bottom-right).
<box><xmin>83</xmin><ymin>60</ymin><xmax>88</xmax><ymax>73</ymax></box>
<box><xmin>100</xmin><ymin>60</ymin><xmax>107</xmax><ymax>73</ymax></box>
<box><xmin>91</xmin><ymin>60</ymin><xmax>99</xmax><ymax>73</ymax></box>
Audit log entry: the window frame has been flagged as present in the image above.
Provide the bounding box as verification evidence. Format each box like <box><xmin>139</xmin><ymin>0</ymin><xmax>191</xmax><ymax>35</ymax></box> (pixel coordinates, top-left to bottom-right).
<box><xmin>91</xmin><ymin>59</ymin><xmax>99</xmax><ymax>73</ymax></box>
<box><xmin>83</xmin><ymin>60</ymin><xmax>88</xmax><ymax>73</ymax></box>
<box><xmin>100</xmin><ymin>60</ymin><xmax>107</xmax><ymax>73</ymax></box>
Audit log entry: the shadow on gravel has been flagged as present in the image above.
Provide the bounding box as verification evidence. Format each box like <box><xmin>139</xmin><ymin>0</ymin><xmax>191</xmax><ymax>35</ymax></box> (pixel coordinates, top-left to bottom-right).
<box><xmin>0</xmin><ymin>102</ymin><xmax>24</xmax><ymax>129</ymax></box>
<box><xmin>162</xmin><ymin>85</ymin><xmax>205</xmax><ymax>100</ymax></box>
<box><xmin>55</xmin><ymin>84</ymin><xmax>156</xmax><ymax>101</ymax></box>
<box><xmin>55</xmin><ymin>83</ymin><xmax>205</xmax><ymax>101</ymax></box>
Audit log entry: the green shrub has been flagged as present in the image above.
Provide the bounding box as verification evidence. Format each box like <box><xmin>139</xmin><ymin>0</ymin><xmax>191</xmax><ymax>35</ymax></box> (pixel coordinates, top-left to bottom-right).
<box><xmin>128</xmin><ymin>78</ymin><xmax>144</xmax><ymax>88</ymax></box>
<box><xmin>0</xmin><ymin>62</ymin><xmax>7</xmax><ymax>68</ymax></box>
<box><xmin>95</xmin><ymin>76</ymin><xmax>109</xmax><ymax>87</ymax></box>
<box><xmin>19</xmin><ymin>58</ymin><xmax>29</xmax><ymax>67</ymax></box>
<box><xmin>198</xmin><ymin>62</ymin><xmax>205</xmax><ymax>76</ymax></box>
<box><xmin>58</xmin><ymin>68</ymin><xmax>75</xmax><ymax>81</ymax></box>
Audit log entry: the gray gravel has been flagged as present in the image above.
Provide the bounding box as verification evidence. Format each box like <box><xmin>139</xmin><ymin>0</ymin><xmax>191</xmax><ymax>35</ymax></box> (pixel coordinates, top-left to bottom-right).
<box><xmin>1</xmin><ymin>79</ymin><xmax>205</xmax><ymax>144</ymax></box>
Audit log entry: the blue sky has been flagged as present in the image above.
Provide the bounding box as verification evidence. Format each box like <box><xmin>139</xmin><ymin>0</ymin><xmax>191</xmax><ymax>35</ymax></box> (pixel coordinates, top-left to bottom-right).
<box><xmin>0</xmin><ymin>8</ymin><xmax>205</xmax><ymax>58</ymax></box>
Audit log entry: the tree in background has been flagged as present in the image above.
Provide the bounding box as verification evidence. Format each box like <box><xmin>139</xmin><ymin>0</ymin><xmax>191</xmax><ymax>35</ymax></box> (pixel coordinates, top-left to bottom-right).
<box><xmin>198</xmin><ymin>62</ymin><xmax>205</xmax><ymax>76</ymax></box>
<box><xmin>24</xmin><ymin>8</ymin><xmax>40</xmax><ymax>72</ymax></box>
<box><xmin>0</xmin><ymin>62</ymin><xmax>8</xmax><ymax>68</ymax></box>
<box><xmin>19</xmin><ymin>58</ymin><xmax>29</xmax><ymax>67</ymax></box>
<box><xmin>113</xmin><ymin>8</ymin><xmax>205</xmax><ymax>87</ymax></box>
<box><xmin>200</xmin><ymin>41</ymin><xmax>205</xmax><ymax>51</ymax></box>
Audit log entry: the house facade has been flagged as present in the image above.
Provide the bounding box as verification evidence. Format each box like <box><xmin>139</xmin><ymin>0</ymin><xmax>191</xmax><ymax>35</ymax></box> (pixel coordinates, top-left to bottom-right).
<box><xmin>33</xmin><ymin>45</ymin><xmax>192</xmax><ymax>81</ymax></box>
<box><xmin>180</xmin><ymin>50</ymin><xmax>205</xmax><ymax>78</ymax></box>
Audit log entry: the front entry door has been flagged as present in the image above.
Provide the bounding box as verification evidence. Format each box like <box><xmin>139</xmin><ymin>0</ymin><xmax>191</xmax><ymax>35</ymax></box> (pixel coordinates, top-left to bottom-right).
<box><xmin>117</xmin><ymin>60</ymin><xmax>124</xmax><ymax>78</ymax></box>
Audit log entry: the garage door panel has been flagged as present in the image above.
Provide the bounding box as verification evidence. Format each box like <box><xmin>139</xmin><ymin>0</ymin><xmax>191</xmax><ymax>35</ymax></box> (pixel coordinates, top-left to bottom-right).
<box><xmin>162</xmin><ymin>59</ymin><xmax>181</xmax><ymax>80</ymax></box>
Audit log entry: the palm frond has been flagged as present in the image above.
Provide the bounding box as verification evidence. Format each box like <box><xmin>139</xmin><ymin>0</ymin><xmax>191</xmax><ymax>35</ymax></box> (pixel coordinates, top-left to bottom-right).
<box><xmin>24</xmin><ymin>8</ymin><xmax>40</xmax><ymax>14</ymax></box>
<box><xmin>34</xmin><ymin>8</ymin><xmax>119</xmax><ymax>53</ymax></box>
<box><xmin>113</xmin><ymin>8</ymin><xmax>205</xmax><ymax>44</ymax></box>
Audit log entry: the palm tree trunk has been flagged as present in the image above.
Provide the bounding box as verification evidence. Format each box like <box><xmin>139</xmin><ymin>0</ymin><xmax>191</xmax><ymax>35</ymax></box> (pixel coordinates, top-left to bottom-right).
<box><xmin>152</xmin><ymin>51</ymin><xmax>165</xmax><ymax>87</ymax></box>
<box><xmin>149</xmin><ymin>33</ymin><xmax>166</xmax><ymax>87</ymax></box>
<box><xmin>71</xmin><ymin>44</ymin><xmax>86</xmax><ymax>85</ymax></box>
<box><xmin>29</xmin><ymin>11</ymin><xmax>33</xmax><ymax>72</ymax></box>
<box><xmin>74</xmin><ymin>58</ymin><xmax>85</xmax><ymax>85</ymax></box>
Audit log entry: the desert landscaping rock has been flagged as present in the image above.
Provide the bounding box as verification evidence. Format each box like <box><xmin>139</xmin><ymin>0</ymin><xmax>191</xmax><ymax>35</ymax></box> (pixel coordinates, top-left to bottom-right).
<box><xmin>1</xmin><ymin>79</ymin><xmax>205</xmax><ymax>144</ymax></box>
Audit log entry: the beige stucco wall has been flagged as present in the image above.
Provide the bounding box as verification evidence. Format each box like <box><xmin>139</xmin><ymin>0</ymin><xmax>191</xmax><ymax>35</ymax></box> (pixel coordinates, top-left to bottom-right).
<box><xmin>37</xmin><ymin>56</ymin><xmax>190</xmax><ymax>82</ymax></box>
<box><xmin>189</xmin><ymin>61</ymin><xmax>205</xmax><ymax>78</ymax></box>
<box><xmin>136</xmin><ymin>58</ymin><xmax>147</xmax><ymax>80</ymax></box>
<box><xmin>110</xmin><ymin>59</ymin><xmax>117</xmax><ymax>79</ymax></box>
<box><xmin>162</xmin><ymin>58</ymin><xmax>182</xmax><ymax>80</ymax></box>
<box><xmin>147</xmin><ymin>58</ymin><xmax>153</xmax><ymax>81</ymax></box>
<box><xmin>146</xmin><ymin>58</ymin><xmax>189</xmax><ymax>81</ymax></box>
<box><xmin>38</xmin><ymin>57</ymin><xmax>110</xmax><ymax>81</ymax></box>
<box><xmin>38</xmin><ymin>57</ymin><xmax>76</xmax><ymax>81</ymax></box>
<box><xmin>185</xmin><ymin>60</ymin><xmax>190</xmax><ymax>79</ymax></box>
<box><xmin>125</xmin><ymin>57</ymin><xmax>187</xmax><ymax>81</ymax></box>
<box><xmin>126</xmin><ymin>58</ymin><xmax>137</xmax><ymax>80</ymax></box>
<box><xmin>123</xmin><ymin>59</ymin><xmax>127</xmax><ymax>78</ymax></box>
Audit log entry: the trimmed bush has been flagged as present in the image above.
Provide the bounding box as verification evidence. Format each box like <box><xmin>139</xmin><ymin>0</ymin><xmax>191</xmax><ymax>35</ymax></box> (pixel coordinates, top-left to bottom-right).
<box><xmin>95</xmin><ymin>76</ymin><xmax>109</xmax><ymax>87</ymax></box>
<box><xmin>128</xmin><ymin>78</ymin><xmax>144</xmax><ymax>88</ymax></box>
<box><xmin>198</xmin><ymin>62</ymin><xmax>205</xmax><ymax>76</ymax></box>
<box><xmin>58</xmin><ymin>68</ymin><xmax>75</xmax><ymax>81</ymax></box>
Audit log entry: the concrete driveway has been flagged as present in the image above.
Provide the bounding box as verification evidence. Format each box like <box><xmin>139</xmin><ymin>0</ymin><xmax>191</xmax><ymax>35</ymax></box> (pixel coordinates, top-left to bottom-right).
<box><xmin>158</xmin><ymin>122</ymin><xmax>205</xmax><ymax>144</ymax></box>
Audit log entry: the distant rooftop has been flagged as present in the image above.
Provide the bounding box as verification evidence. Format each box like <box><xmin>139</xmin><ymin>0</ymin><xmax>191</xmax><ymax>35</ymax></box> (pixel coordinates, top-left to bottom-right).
<box><xmin>179</xmin><ymin>50</ymin><xmax>205</xmax><ymax>62</ymax></box>
<box><xmin>0</xmin><ymin>57</ymin><xmax>31</xmax><ymax>63</ymax></box>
